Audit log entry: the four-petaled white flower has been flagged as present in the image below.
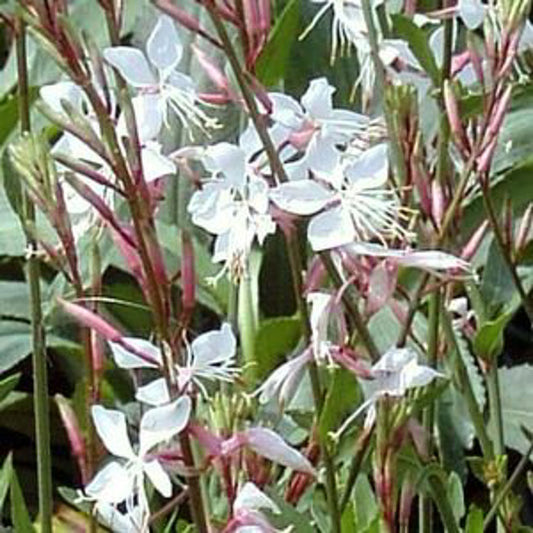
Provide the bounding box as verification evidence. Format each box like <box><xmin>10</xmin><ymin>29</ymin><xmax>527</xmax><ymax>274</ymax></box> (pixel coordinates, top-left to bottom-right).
<box><xmin>334</xmin><ymin>347</ymin><xmax>443</xmax><ymax>437</ymax></box>
<box><xmin>271</xmin><ymin>143</ymin><xmax>409</xmax><ymax>251</ymax></box>
<box><xmin>107</xmin><ymin>324</ymin><xmax>238</xmax><ymax>405</ymax></box>
<box><xmin>269</xmin><ymin>77</ymin><xmax>368</xmax><ymax>179</ymax></box>
<box><xmin>103</xmin><ymin>15</ymin><xmax>215</xmax><ymax>135</ymax></box>
<box><xmin>84</xmin><ymin>398</ymin><xmax>191</xmax><ymax>526</ymax></box>
<box><xmin>186</xmin><ymin>125</ymin><xmax>278</xmax><ymax>280</ymax></box>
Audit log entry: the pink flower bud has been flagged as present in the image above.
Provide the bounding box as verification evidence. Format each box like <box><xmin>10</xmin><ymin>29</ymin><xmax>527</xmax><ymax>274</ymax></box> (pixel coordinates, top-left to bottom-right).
<box><xmin>486</xmin><ymin>85</ymin><xmax>512</xmax><ymax>140</ymax></box>
<box><xmin>476</xmin><ymin>136</ymin><xmax>498</xmax><ymax>173</ymax></box>
<box><xmin>431</xmin><ymin>180</ymin><xmax>445</xmax><ymax>229</ymax></box>
<box><xmin>443</xmin><ymin>82</ymin><xmax>470</xmax><ymax>154</ymax></box>
<box><xmin>461</xmin><ymin>220</ymin><xmax>489</xmax><ymax>260</ymax></box>
<box><xmin>192</xmin><ymin>45</ymin><xmax>229</xmax><ymax>93</ymax></box>
<box><xmin>59</xmin><ymin>298</ymin><xmax>122</xmax><ymax>342</ymax></box>
<box><xmin>55</xmin><ymin>394</ymin><xmax>87</xmax><ymax>483</ymax></box>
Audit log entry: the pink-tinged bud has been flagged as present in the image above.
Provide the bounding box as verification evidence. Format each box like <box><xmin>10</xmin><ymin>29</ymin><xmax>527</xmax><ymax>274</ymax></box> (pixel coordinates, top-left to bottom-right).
<box><xmin>181</xmin><ymin>231</ymin><xmax>196</xmax><ymax>318</ymax></box>
<box><xmin>59</xmin><ymin>298</ymin><xmax>122</xmax><ymax>342</ymax></box>
<box><xmin>148</xmin><ymin>238</ymin><xmax>168</xmax><ymax>288</ymax></box>
<box><xmin>486</xmin><ymin>85</ymin><xmax>512</xmax><ymax>140</ymax></box>
<box><xmin>467</xmin><ymin>34</ymin><xmax>485</xmax><ymax>87</ymax></box>
<box><xmin>366</xmin><ymin>261</ymin><xmax>398</xmax><ymax>316</ymax></box>
<box><xmin>516</xmin><ymin>204</ymin><xmax>533</xmax><ymax>255</ymax></box>
<box><xmin>497</xmin><ymin>29</ymin><xmax>521</xmax><ymax>79</ymax></box>
<box><xmin>476</xmin><ymin>136</ymin><xmax>498</xmax><ymax>174</ymax></box>
<box><xmin>431</xmin><ymin>180</ymin><xmax>445</xmax><ymax>229</ymax></box>
<box><xmin>304</xmin><ymin>256</ymin><xmax>327</xmax><ymax>294</ymax></box>
<box><xmin>198</xmin><ymin>92</ymin><xmax>234</xmax><ymax>105</ymax></box>
<box><xmin>330</xmin><ymin>346</ymin><xmax>373</xmax><ymax>378</ymax></box>
<box><xmin>461</xmin><ymin>220</ymin><xmax>489</xmax><ymax>260</ymax></box>
<box><xmin>55</xmin><ymin>394</ymin><xmax>87</xmax><ymax>483</ymax></box>
<box><xmin>152</xmin><ymin>0</ymin><xmax>222</xmax><ymax>49</ymax></box>
<box><xmin>399</xmin><ymin>474</ymin><xmax>416</xmax><ymax>530</ymax></box>
<box><xmin>443</xmin><ymin>81</ymin><xmax>470</xmax><ymax>154</ymax></box>
<box><xmin>411</xmin><ymin>159</ymin><xmax>432</xmax><ymax>217</ymax></box>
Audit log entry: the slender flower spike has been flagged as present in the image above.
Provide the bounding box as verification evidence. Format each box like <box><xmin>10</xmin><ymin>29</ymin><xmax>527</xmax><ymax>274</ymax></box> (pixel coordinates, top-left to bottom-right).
<box><xmin>271</xmin><ymin>143</ymin><xmax>410</xmax><ymax>251</ymax></box>
<box><xmin>84</xmin><ymin>398</ymin><xmax>191</xmax><ymax>524</ymax></box>
<box><xmin>103</xmin><ymin>15</ymin><xmax>216</xmax><ymax>135</ymax></box>
<box><xmin>123</xmin><ymin>324</ymin><xmax>238</xmax><ymax>405</ymax></box>
<box><xmin>334</xmin><ymin>347</ymin><xmax>443</xmax><ymax>437</ymax></box>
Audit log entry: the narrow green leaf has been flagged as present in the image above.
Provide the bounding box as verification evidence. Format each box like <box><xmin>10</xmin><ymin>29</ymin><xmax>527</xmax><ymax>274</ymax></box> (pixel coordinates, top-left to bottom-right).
<box><xmin>465</xmin><ymin>505</ymin><xmax>484</xmax><ymax>533</ymax></box>
<box><xmin>473</xmin><ymin>312</ymin><xmax>512</xmax><ymax>362</ymax></box>
<box><xmin>256</xmin><ymin>0</ymin><xmax>300</xmax><ymax>86</ymax></box>
<box><xmin>0</xmin><ymin>452</ymin><xmax>13</xmax><ymax>516</ymax></box>
<box><xmin>446</xmin><ymin>471</ymin><xmax>466</xmax><ymax>521</ymax></box>
<box><xmin>0</xmin><ymin>373</ymin><xmax>20</xmax><ymax>404</ymax></box>
<box><xmin>10</xmin><ymin>470</ymin><xmax>35</xmax><ymax>532</ymax></box>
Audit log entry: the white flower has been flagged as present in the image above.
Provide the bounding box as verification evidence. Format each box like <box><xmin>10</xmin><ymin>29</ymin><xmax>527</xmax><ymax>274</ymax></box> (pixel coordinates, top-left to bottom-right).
<box><xmin>269</xmin><ymin>77</ymin><xmax>368</xmax><ymax>178</ymax></box>
<box><xmin>95</xmin><ymin>502</ymin><xmax>146</xmax><ymax>533</ymax></box>
<box><xmin>457</xmin><ymin>0</ymin><xmax>485</xmax><ymax>30</ymax></box>
<box><xmin>84</xmin><ymin>398</ymin><xmax>191</xmax><ymax>523</ymax></box>
<box><xmin>334</xmin><ymin>347</ymin><xmax>443</xmax><ymax>437</ymax></box>
<box><xmin>187</xmin><ymin>127</ymin><xmax>278</xmax><ymax>280</ymax></box>
<box><xmin>103</xmin><ymin>15</ymin><xmax>215</xmax><ymax>135</ymax></box>
<box><xmin>271</xmin><ymin>143</ymin><xmax>409</xmax><ymax>251</ymax></box>
<box><xmin>107</xmin><ymin>324</ymin><xmax>238</xmax><ymax>405</ymax></box>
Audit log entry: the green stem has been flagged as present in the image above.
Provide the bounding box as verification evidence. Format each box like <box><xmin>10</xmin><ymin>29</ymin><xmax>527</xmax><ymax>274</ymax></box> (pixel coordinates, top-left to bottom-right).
<box><xmin>426</xmin><ymin>472</ymin><xmax>461</xmax><ymax>533</ymax></box>
<box><xmin>16</xmin><ymin>18</ymin><xmax>53</xmax><ymax>533</ymax></box>
<box><xmin>486</xmin><ymin>363</ymin><xmax>505</xmax><ymax>457</ymax></box>
<box><xmin>238</xmin><ymin>274</ymin><xmax>257</xmax><ymax>384</ymax></box>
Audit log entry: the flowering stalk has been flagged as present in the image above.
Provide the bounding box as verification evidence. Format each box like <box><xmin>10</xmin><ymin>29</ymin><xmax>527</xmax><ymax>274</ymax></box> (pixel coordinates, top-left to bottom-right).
<box><xmin>15</xmin><ymin>16</ymin><xmax>53</xmax><ymax>533</ymax></box>
<box><xmin>193</xmin><ymin>3</ymin><xmax>343</xmax><ymax>529</ymax></box>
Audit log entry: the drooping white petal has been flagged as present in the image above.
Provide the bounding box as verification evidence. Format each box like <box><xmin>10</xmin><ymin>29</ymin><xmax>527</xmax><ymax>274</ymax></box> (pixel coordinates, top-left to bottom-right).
<box><xmin>141</xmin><ymin>143</ymin><xmax>175</xmax><ymax>182</ymax></box>
<box><xmin>136</xmin><ymin>378</ymin><xmax>170</xmax><ymax>406</ymax></box>
<box><xmin>270</xmin><ymin>181</ymin><xmax>334</xmax><ymax>216</ymax></box>
<box><xmin>118</xmin><ymin>94</ymin><xmax>163</xmax><ymax>143</ymax></box>
<box><xmin>372</xmin><ymin>347</ymin><xmax>415</xmax><ymax>375</ymax></box>
<box><xmin>143</xmin><ymin>459</ymin><xmax>173</xmax><ymax>497</ymax></box>
<box><xmin>234</xmin><ymin>482</ymin><xmax>280</xmax><ymax>514</ymax></box>
<box><xmin>109</xmin><ymin>338</ymin><xmax>162</xmax><ymax>369</ymax></box>
<box><xmin>103</xmin><ymin>47</ymin><xmax>156</xmax><ymax>87</ymax></box>
<box><xmin>191</xmin><ymin>323</ymin><xmax>237</xmax><ymax>366</ymax></box>
<box><xmin>400</xmin><ymin>360</ymin><xmax>443</xmax><ymax>390</ymax></box>
<box><xmin>96</xmin><ymin>501</ymin><xmax>145</xmax><ymax>533</ymax></box>
<box><xmin>146</xmin><ymin>15</ymin><xmax>183</xmax><ymax>72</ymax></box>
<box><xmin>244</xmin><ymin>428</ymin><xmax>316</xmax><ymax>475</ymax></box>
<box><xmin>85</xmin><ymin>461</ymin><xmax>134</xmax><ymax>504</ymax></box>
<box><xmin>301</xmin><ymin>77</ymin><xmax>335</xmax><ymax>119</ymax></box>
<box><xmin>304</xmin><ymin>134</ymin><xmax>342</xmax><ymax>175</ymax></box>
<box><xmin>188</xmin><ymin>183</ymin><xmax>234</xmax><ymax>235</ymax></box>
<box><xmin>91</xmin><ymin>405</ymin><xmax>135</xmax><ymax>459</ymax></box>
<box><xmin>39</xmin><ymin>81</ymin><xmax>85</xmax><ymax>117</ymax></box>
<box><xmin>308</xmin><ymin>292</ymin><xmax>332</xmax><ymax>360</ymax></box>
<box><xmin>139</xmin><ymin>396</ymin><xmax>191</xmax><ymax>455</ymax></box>
<box><xmin>308</xmin><ymin>206</ymin><xmax>355</xmax><ymax>251</ymax></box>
<box><xmin>269</xmin><ymin>93</ymin><xmax>304</xmax><ymax>129</ymax></box>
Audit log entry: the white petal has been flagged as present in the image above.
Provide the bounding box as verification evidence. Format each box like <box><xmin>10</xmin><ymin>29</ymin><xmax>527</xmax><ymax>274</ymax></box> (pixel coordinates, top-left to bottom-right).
<box><xmin>269</xmin><ymin>93</ymin><xmax>304</xmax><ymax>129</ymax></box>
<box><xmin>118</xmin><ymin>94</ymin><xmax>163</xmax><ymax>143</ymax></box>
<box><xmin>96</xmin><ymin>502</ymin><xmax>145</xmax><ymax>533</ymax></box>
<box><xmin>401</xmin><ymin>360</ymin><xmax>443</xmax><ymax>390</ymax></box>
<box><xmin>248</xmin><ymin>176</ymin><xmax>270</xmax><ymax>215</ymax></box>
<box><xmin>203</xmin><ymin>143</ymin><xmax>246</xmax><ymax>187</ymax></box>
<box><xmin>85</xmin><ymin>462</ymin><xmax>134</xmax><ymax>504</ymax></box>
<box><xmin>146</xmin><ymin>15</ymin><xmax>183</xmax><ymax>72</ymax></box>
<box><xmin>103</xmin><ymin>47</ymin><xmax>156</xmax><ymax>87</ymax></box>
<box><xmin>139</xmin><ymin>396</ymin><xmax>191</xmax><ymax>455</ymax></box>
<box><xmin>141</xmin><ymin>143</ymin><xmax>175</xmax><ymax>182</ymax></box>
<box><xmin>212</xmin><ymin>232</ymin><xmax>230</xmax><ymax>263</ymax></box>
<box><xmin>270</xmin><ymin>181</ymin><xmax>334</xmax><ymax>216</ymax></box>
<box><xmin>143</xmin><ymin>459</ymin><xmax>172</xmax><ymax>497</ymax></box>
<box><xmin>458</xmin><ymin>0</ymin><xmax>485</xmax><ymax>29</ymax></box>
<box><xmin>301</xmin><ymin>77</ymin><xmax>334</xmax><ymax>119</ymax></box>
<box><xmin>305</xmin><ymin>135</ymin><xmax>341</xmax><ymax>175</ymax></box>
<box><xmin>188</xmin><ymin>183</ymin><xmax>234</xmax><ymax>235</ymax></box>
<box><xmin>345</xmin><ymin>143</ymin><xmax>389</xmax><ymax>187</ymax></box>
<box><xmin>191</xmin><ymin>323</ymin><xmax>237</xmax><ymax>366</ymax></box>
<box><xmin>109</xmin><ymin>338</ymin><xmax>162</xmax><ymax>369</ymax></box>
<box><xmin>234</xmin><ymin>482</ymin><xmax>279</xmax><ymax>514</ymax></box>
<box><xmin>372</xmin><ymin>347</ymin><xmax>416</xmax><ymax>375</ymax></box>
<box><xmin>92</xmin><ymin>405</ymin><xmax>135</xmax><ymax>459</ymax></box>
<box><xmin>245</xmin><ymin>428</ymin><xmax>316</xmax><ymax>475</ymax></box>
<box><xmin>136</xmin><ymin>378</ymin><xmax>170</xmax><ymax>406</ymax></box>
<box><xmin>40</xmin><ymin>81</ymin><xmax>85</xmax><ymax>116</ymax></box>
<box><xmin>308</xmin><ymin>206</ymin><xmax>355</xmax><ymax>251</ymax></box>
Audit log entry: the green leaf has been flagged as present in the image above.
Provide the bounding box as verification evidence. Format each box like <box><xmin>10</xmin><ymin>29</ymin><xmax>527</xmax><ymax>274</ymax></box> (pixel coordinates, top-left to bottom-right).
<box><xmin>256</xmin><ymin>0</ymin><xmax>300</xmax><ymax>86</ymax></box>
<box><xmin>318</xmin><ymin>367</ymin><xmax>362</xmax><ymax>442</ymax></box>
<box><xmin>0</xmin><ymin>281</ymin><xmax>32</xmax><ymax>319</ymax></box>
<box><xmin>496</xmin><ymin>364</ymin><xmax>533</xmax><ymax>454</ymax></box>
<box><xmin>390</xmin><ymin>14</ymin><xmax>440</xmax><ymax>85</ymax></box>
<box><xmin>10</xmin><ymin>469</ymin><xmax>35</xmax><ymax>532</ymax></box>
<box><xmin>465</xmin><ymin>505</ymin><xmax>484</xmax><ymax>533</ymax></box>
<box><xmin>0</xmin><ymin>452</ymin><xmax>13</xmax><ymax>516</ymax></box>
<box><xmin>473</xmin><ymin>312</ymin><xmax>512</xmax><ymax>362</ymax></box>
<box><xmin>0</xmin><ymin>373</ymin><xmax>20</xmax><ymax>403</ymax></box>
<box><xmin>0</xmin><ymin>185</ymin><xmax>26</xmax><ymax>256</ymax></box>
<box><xmin>446</xmin><ymin>471</ymin><xmax>466</xmax><ymax>522</ymax></box>
<box><xmin>353</xmin><ymin>475</ymin><xmax>378</xmax><ymax>531</ymax></box>
<box><xmin>253</xmin><ymin>316</ymin><xmax>302</xmax><ymax>381</ymax></box>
